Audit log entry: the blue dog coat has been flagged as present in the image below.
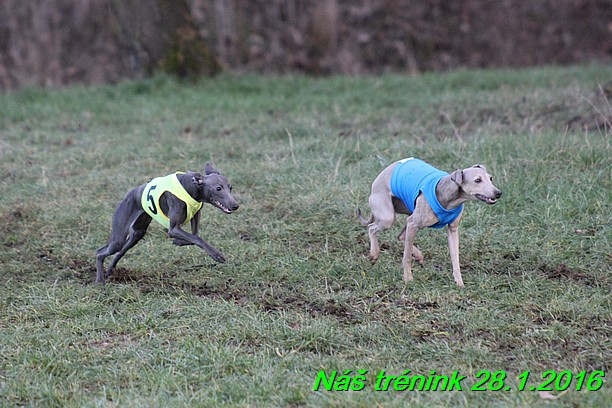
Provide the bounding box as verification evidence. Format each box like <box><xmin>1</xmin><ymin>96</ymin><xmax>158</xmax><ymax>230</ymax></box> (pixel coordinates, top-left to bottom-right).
<box><xmin>390</xmin><ymin>158</ymin><xmax>463</xmax><ymax>228</ymax></box>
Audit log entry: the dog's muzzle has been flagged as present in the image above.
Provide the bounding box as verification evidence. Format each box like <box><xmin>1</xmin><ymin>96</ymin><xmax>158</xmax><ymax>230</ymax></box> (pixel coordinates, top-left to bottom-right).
<box><xmin>475</xmin><ymin>190</ymin><xmax>502</xmax><ymax>205</ymax></box>
<box><xmin>215</xmin><ymin>201</ymin><xmax>239</xmax><ymax>214</ymax></box>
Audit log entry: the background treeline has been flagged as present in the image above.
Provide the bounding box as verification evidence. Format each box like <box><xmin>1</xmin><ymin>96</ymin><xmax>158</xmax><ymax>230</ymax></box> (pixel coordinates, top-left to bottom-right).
<box><xmin>0</xmin><ymin>0</ymin><xmax>610</xmax><ymax>89</ymax></box>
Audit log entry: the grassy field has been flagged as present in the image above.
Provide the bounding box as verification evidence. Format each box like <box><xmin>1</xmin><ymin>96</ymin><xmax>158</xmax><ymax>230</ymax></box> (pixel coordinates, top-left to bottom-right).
<box><xmin>0</xmin><ymin>65</ymin><xmax>610</xmax><ymax>407</ymax></box>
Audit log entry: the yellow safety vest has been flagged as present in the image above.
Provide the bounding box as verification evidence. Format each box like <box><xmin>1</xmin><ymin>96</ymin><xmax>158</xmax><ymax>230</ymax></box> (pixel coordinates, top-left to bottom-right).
<box><xmin>141</xmin><ymin>172</ymin><xmax>203</xmax><ymax>229</ymax></box>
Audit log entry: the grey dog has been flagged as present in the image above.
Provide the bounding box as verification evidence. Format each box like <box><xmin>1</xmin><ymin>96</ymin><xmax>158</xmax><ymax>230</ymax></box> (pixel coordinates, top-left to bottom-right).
<box><xmin>360</xmin><ymin>157</ymin><xmax>502</xmax><ymax>287</ymax></box>
<box><xmin>95</xmin><ymin>162</ymin><xmax>239</xmax><ymax>284</ymax></box>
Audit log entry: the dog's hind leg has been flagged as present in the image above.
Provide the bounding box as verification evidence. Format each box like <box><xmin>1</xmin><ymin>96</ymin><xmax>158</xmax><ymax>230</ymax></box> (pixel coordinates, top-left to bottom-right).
<box><xmin>367</xmin><ymin>192</ymin><xmax>395</xmax><ymax>263</ymax></box>
<box><xmin>96</xmin><ymin>195</ymin><xmax>134</xmax><ymax>283</ymax></box>
<box><xmin>105</xmin><ymin>230</ymin><xmax>145</xmax><ymax>277</ymax></box>
<box><xmin>105</xmin><ymin>213</ymin><xmax>152</xmax><ymax>278</ymax></box>
<box><xmin>96</xmin><ymin>241</ymin><xmax>123</xmax><ymax>283</ymax></box>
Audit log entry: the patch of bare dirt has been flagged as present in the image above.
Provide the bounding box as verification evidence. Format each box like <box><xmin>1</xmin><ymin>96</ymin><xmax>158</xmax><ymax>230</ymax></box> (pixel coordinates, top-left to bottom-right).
<box><xmin>538</xmin><ymin>263</ymin><xmax>594</xmax><ymax>286</ymax></box>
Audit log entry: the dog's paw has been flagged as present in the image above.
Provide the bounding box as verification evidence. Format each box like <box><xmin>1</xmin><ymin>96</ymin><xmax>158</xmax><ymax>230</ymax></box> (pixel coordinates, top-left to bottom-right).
<box><xmin>411</xmin><ymin>247</ymin><xmax>424</xmax><ymax>265</ymax></box>
<box><xmin>210</xmin><ymin>252</ymin><xmax>227</xmax><ymax>263</ymax></box>
<box><xmin>413</xmin><ymin>255</ymin><xmax>424</xmax><ymax>265</ymax></box>
<box><xmin>402</xmin><ymin>271</ymin><xmax>414</xmax><ymax>282</ymax></box>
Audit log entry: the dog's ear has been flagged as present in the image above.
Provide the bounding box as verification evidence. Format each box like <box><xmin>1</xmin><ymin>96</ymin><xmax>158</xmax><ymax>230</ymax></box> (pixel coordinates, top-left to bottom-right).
<box><xmin>191</xmin><ymin>173</ymin><xmax>204</xmax><ymax>185</ymax></box>
<box><xmin>204</xmin><ymin>162</ymin><xmax>220</xmax><ymax>175</ymax></box>
<box><xmin>450</xmin><ymin>169</ymin><xmax>463</xmax><ymax>185</ymax></box>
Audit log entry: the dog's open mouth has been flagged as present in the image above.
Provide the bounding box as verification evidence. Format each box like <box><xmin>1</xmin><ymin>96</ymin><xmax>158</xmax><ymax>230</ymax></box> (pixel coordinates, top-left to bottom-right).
<box><xmin>214</xmin><ymin>201</ymin><xmax>234</xmax><ymax>214</ymax></box>
<box><xmin>475</xmin><ymin>194</ymin><xmax>497</xmax><ymax>204</ymax></box>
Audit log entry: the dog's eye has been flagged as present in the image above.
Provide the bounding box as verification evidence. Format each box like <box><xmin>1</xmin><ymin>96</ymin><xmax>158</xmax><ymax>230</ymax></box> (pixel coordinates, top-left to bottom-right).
<box><xmin>490</xmin><ymin>176</ymin><xmax>493</xmax><ymax>181</ymax></box>
<box><xmin>216</xmin><ymin>186</ymin><xmax>222</xmax><ymax>191</ymax></box>
<box><xmin>229</xmin><ymin>185</ymin><xmax>233</xmax><ymax>191</ymax></box>
<box><xmin>475</xmin><ymin>178</ymin><xmax>482</xmax><ymax>183</ymax></box>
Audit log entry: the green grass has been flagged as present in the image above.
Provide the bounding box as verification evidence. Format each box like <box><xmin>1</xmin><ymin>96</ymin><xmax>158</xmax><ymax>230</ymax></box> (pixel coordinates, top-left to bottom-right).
<box><xmin>0</xmin><ymin>64</ymin><xmax>610</xmax><ymax>407</ymax></box>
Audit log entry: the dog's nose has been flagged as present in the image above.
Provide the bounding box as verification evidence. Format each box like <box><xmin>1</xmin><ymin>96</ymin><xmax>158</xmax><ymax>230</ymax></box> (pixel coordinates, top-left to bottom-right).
<box><xmin>495</xmin><ymin>190</ymin><xmax>502</xmax><ymax>199</ymax></box>
<box><xmin>231</xmin><ymin>204</ymin><xmax>240</xmax><ymax>211</ymax></box>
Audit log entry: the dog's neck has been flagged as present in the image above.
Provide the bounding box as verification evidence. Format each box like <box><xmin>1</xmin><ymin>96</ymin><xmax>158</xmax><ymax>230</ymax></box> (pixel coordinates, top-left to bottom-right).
<box><xmin>177</xmin><ymin>172</ymin><xmax>203</xmax><ymax>202</ymax></box>
<box><xmin>436</xmin><ymin>175</ymin><xmax>470</xmax><ymax>210</ymax></box>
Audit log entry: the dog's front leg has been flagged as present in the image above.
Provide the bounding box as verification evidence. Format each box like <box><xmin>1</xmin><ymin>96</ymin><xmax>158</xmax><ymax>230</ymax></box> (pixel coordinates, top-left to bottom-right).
<box><xmin>168</xmin><ymin>225</ymin><xmax>226</xmax><ymax>263</ymax></box>
<box><xmin>402</xmin><ymin>218</ymin><xmax>419</xmax><ymax>282</ymax></box>
<box><xmin>447</xmin><ymin>216</ymin><xmax>464</xmax><ymax>287</ymax></box>
<box><xmin>171</xmin><ymin>211</ymin><xmax>201</xmax><ymax>246</ymax></box>
<box><xmin>166</xmin><ymin>203</ymin><xmax>226</xmax><ymax>263</ymax></box>
<box><xmin>190</xmin><ymin>210</ymin><xmax>200</xmax><ymax>235</ymax></box>
<box><xmin>397</xmin><ymin>226</ymin><xmax>424</xmax><ymax>264</ymax></box>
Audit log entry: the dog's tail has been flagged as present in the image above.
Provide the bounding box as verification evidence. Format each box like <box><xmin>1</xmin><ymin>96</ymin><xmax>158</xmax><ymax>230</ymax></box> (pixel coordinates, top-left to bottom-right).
<box><xmin>357</xmin><ymin>208</ymin><xmax>373</xmax><ymax>226</ymax></box>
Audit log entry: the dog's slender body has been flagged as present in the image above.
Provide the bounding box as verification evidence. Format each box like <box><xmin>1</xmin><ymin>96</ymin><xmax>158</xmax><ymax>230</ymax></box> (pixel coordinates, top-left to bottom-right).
<box><xmin>95</xmin><ymin>162</ymin><xmax>238</xmax><ymax>284</ymax></box>
<box><xmin>360</xmin><ymin>158</ymin><xmax>501</xmax><ymax>287</ymax></box>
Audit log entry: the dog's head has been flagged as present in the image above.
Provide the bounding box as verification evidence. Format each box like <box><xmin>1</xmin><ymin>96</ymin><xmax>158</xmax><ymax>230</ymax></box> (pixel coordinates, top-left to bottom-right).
<box><xmin>191</xmin><ymin>162</ymin><xmax>239</xmax><ymax>214</ymax></box>
<box><xmin>450</xmin><ymin>164</ymin><xmax>502</xmax><ymax>204</ymax></box>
